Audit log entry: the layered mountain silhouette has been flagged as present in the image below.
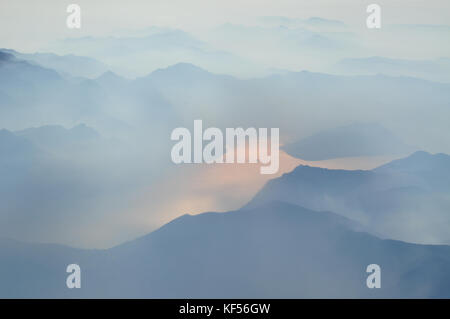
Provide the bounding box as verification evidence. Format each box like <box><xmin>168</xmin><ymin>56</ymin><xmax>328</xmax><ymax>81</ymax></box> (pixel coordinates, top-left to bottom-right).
<box><xmin>2</xmin><ymin>54</ymin><xmax>450</xmax><ymax>153</ymax></box>
<box><xmin>0</xmin><ymin>49</ymin><xmax>108</xmax><ymax>78</ymax></box>
<box><xmin>1</xmin><ymin>135</ymin><xmax>450</xmax><ymax>297</ymax></box>
<box><xmin>95</xmin><ymin>71</ymin><xmax>129</xmax><ymax>89</ymax></box>
<box><xmin>248</xmin><ymin>151</ymin><xmax>450</xmax><ymax>244</ymax></box>
<box><xmin>0</xmin><ymin>51</ymin><xmax>171</xmax><ymax>132</ymax></box>
<box><xmin>1</xmin><ymin>12</ymin><xmax>449</xmax><ymax>299</ymax></box>
<box><xmin>46</xmin><ymin>29</ymin><xmax>255</xmax><ymax>77</ymax></box>
<box><xmin>1</xmin><ymin>200</ymin><xmax>450</xmax><ymax>298</ymax></box>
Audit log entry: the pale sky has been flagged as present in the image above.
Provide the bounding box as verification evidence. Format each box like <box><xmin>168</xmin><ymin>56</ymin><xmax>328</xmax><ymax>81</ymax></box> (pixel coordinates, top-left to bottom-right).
<box><xmin>0</xmin><ymin>0</ymin><xmax>449</xmax><ymax>52</ymax></box>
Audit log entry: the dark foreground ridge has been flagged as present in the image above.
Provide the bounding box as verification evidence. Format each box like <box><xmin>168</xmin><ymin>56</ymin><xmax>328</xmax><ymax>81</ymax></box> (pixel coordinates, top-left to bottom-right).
<box><xmin>1</xmin><ymin>199</ymin><xmax>450</xmax><ymax>298</ymax></box>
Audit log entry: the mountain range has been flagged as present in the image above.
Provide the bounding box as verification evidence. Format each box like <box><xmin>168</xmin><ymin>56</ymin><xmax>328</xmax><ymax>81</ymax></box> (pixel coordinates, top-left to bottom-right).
<box><xmin>0</xmin><ymin>49</ymin><xmax>108</xmax><ymax>78</ymax></box>
<box><xmin>1</xmin><ymin>199</ymin><xmax>450</xmax><ymax>298</ymax></box>
<box><xmin>1</xmin><ymin>152</ymin><xmax>450</xmax><ymax>297</ymax></box>
<box><xmin>1</xmin><ymin>37</ymin><xmax>450</xmax><ymax>298</ymax></box>
<box><xmin>248</xmin><ymin>151</ymin><xmax>450</xmax><ymax>245</ymax></box>
<box><xmin>2</xmin><ymin>51</ymin><xmax>450</xmax><ymax>156</ymax></box>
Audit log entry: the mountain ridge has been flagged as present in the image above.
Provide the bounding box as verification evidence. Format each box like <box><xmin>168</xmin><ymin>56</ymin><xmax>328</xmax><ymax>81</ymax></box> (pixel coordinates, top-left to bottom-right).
<box><xmin>1</xmin><ymin>200</ymin><xmax>450</xmax><ymax>297</ymax></box>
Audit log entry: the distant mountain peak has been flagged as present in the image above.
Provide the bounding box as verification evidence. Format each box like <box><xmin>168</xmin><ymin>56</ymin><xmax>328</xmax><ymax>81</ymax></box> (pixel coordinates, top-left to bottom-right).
<box><xmin>375</xmin><ymin>150</ymin><xmax>450</xmax><ymax>172</ymax></box>
<box><xmin>140</xmin><ymin>62</ymin><xmax>228</xmax><ymax>83</ymax></box>
<box><xmin>96</xmin><ymin>70</ymin><xmax>127</xmax><ymax>86</ymax></box>
<box><xmin>155</xmin><ymin>62</ymin><xmax>209</xmax><ymax>75</ymax></box>
<box><xmin>409</xmin><ymin>150</ymin><xmax>432</xmax><ymax>158</ymax></box>
<box><xmin>98</xmin><ymin>70</ymin><xmax>120</xmax><ymax>78</ymax></box>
